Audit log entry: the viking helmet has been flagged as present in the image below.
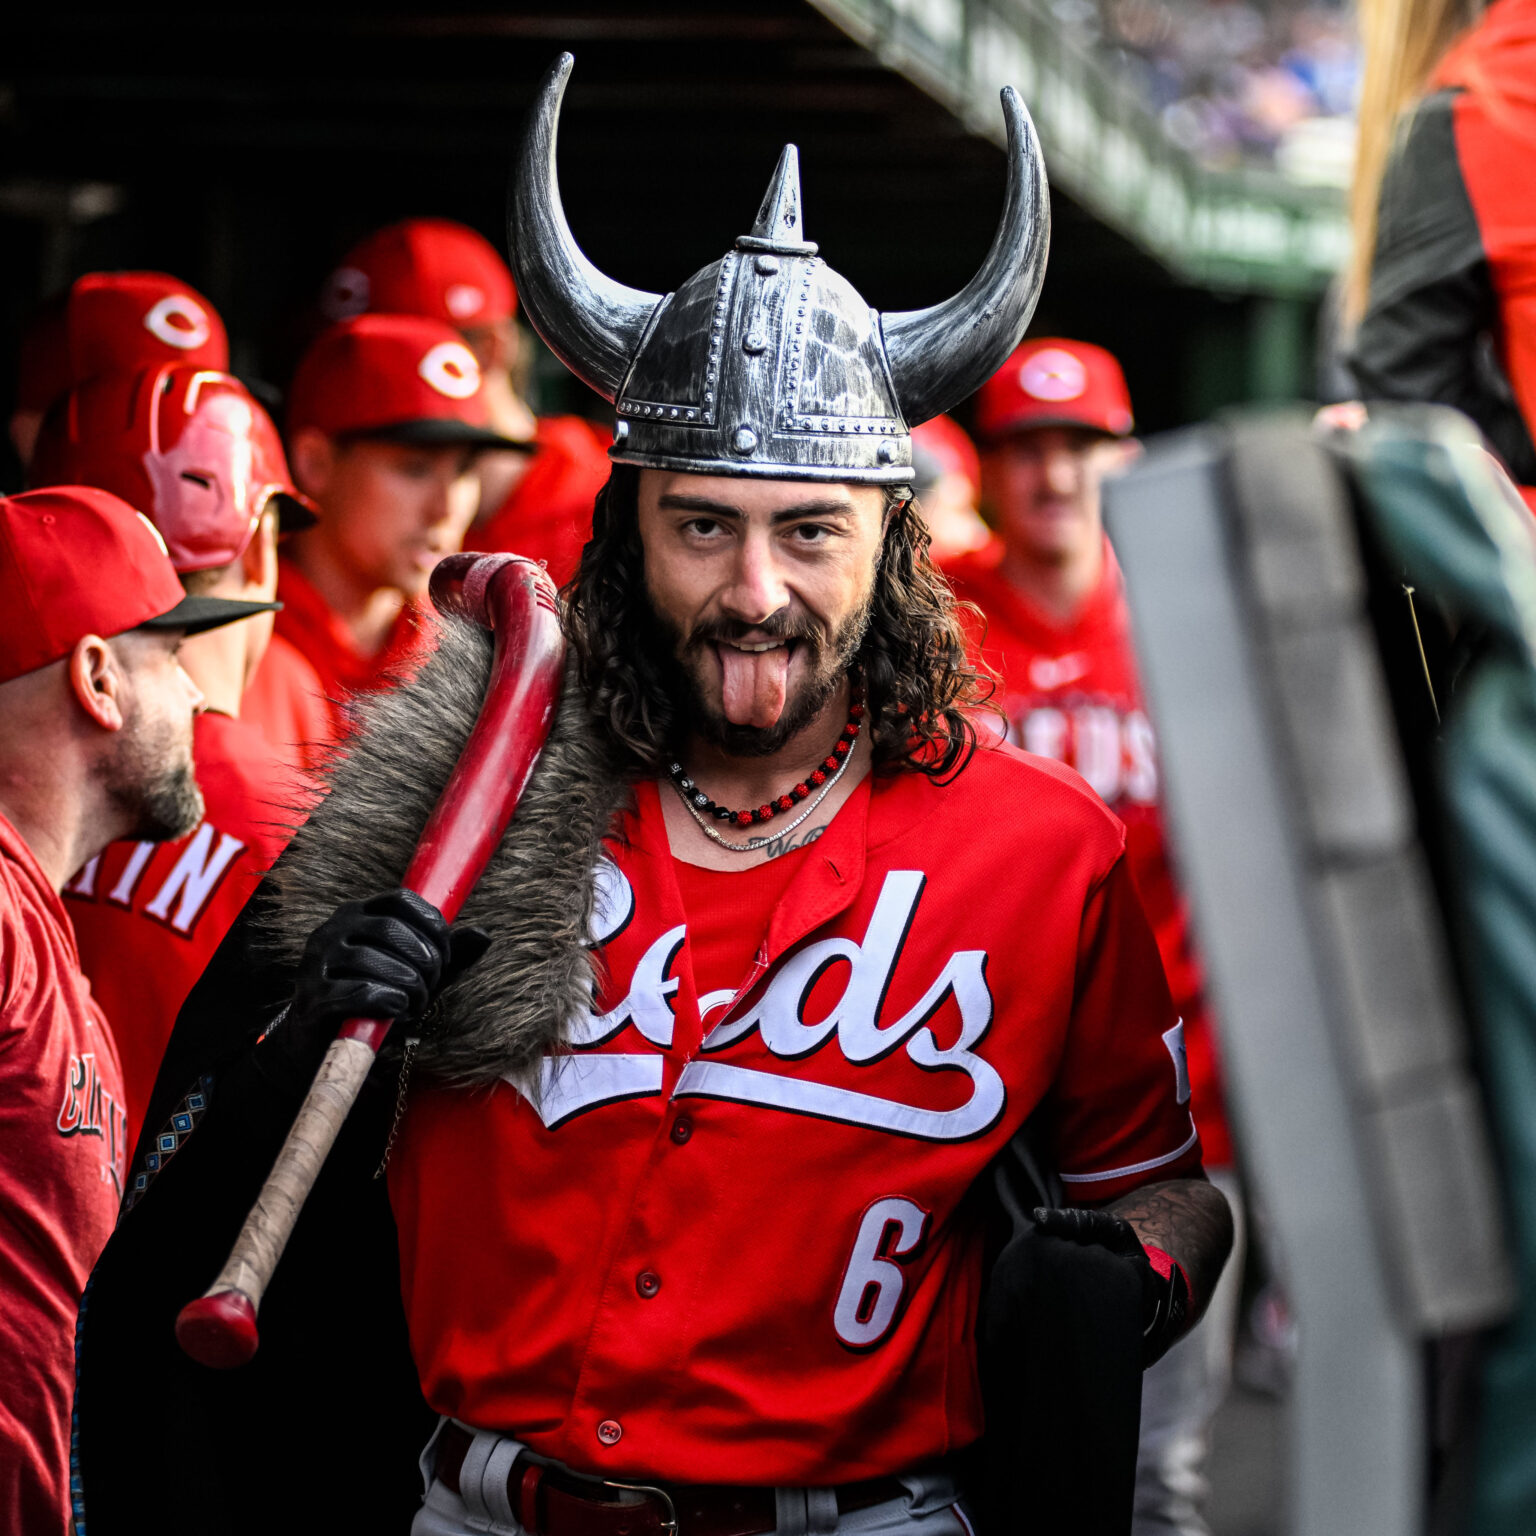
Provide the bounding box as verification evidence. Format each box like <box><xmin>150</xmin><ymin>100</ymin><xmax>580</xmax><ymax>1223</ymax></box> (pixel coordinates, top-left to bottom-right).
<box><xmin>509</xmin><ymin>53</ymin><xmax>1050</xmax><ymax>485</ymax></box>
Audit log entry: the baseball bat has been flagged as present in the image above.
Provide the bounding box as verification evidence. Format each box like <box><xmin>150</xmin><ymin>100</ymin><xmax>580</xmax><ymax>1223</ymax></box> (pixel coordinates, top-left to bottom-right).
<box><xmin>175</xmin><ymin>553</ymin><xmax>565</xmax><ymax>1369</ymax></box>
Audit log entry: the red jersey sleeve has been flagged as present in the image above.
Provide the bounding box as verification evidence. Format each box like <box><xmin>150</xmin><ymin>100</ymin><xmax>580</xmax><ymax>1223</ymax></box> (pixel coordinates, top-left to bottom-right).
<box><xmin>1046</xmin><ymin>851</ymin><xmax>1202</xmax><ymax>1204</ymax></box>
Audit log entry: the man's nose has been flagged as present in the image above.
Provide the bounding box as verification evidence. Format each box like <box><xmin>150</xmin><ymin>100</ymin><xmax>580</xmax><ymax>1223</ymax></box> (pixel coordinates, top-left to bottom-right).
<box><xmin>718</xmin><ymin>527</ymin><xmax>790</xmax><ymax>624</ymax></box>
<box><xmin>180</xmin><ymin>664</ymin><xmax>206</xmax><ymax>715</ymax></box>
<box><xmin>1043</xmin><ymin>449</ymin><xmax>1081</xmax><ymax>494</ymax></box>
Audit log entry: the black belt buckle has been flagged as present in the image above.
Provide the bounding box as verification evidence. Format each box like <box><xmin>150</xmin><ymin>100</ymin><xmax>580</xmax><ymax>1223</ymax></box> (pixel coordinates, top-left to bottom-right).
<box><xmin>600</xmin><ymin>1479</ymin><xmax>679</xmax><ymax>1536</ymax></box>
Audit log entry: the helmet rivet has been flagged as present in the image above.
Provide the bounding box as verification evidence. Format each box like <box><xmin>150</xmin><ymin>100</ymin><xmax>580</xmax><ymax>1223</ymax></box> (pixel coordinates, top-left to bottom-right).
<box><xmin>877</xmin><ymin>440</ymin><xmax>898</xmax><ymax>464</ymax></box>
<box><xmin>732</xmin><ymin>426</ymin><xmax>759</xmax><ymax>455</ymax></box>
<box><xmin>743</xmin><ymin>332</ymin><xmax>767</xmax><ymax>355</ymax></box>
<box><xmin>613</xmin><ymin>421</ymin><xmax>629</xmax><ymax>444</ymax></box>
<box><xmin>755</xmin><ymin>255</ymin><xmax>780</xmax><ymax>275</ymax></box>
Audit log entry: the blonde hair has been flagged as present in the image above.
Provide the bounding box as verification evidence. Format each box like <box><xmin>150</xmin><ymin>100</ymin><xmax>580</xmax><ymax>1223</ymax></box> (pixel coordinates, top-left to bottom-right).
<box><xmin>1347</xmin><ymin>0</ymin><xmax>1482</xmax><ymax>324</ymax></box>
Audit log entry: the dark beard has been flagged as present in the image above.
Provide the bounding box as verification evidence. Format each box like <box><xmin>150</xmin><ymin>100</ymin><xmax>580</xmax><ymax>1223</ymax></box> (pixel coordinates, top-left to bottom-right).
<box><xmin>650</xmin><ymin>595</ymin><xmax>872</xmax><ymax>759</ymax></box>
<box><xmin>105</xmin><ymin>717</ymin><xmax>204</xmax><ymax>843</ymax></box>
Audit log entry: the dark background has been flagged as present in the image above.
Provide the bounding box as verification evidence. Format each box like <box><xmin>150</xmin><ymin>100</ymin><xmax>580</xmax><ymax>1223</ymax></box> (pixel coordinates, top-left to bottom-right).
<box><xmin>0</xmin><ymin>1</ymin><xmax>1318</xmax><ymax>485</ymax></box>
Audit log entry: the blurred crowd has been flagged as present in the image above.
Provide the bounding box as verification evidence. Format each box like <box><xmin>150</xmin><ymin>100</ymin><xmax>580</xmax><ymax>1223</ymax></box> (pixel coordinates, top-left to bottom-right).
<box><xmin>1065</xmin><ymin>0</ymin><xmax>1360</xmax><ymax>177</ymax></box>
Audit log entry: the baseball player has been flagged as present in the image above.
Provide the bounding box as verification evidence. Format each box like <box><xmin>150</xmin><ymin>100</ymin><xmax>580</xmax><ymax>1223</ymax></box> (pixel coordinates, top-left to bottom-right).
<box><xmin>0</xmin><ymin>486</ymin><xmax>271</xmax><ymax>1536</ymax></box>
<box><xmin>77</xmin><ymin>63</ymin><xmax>1231</xmax><ymax>1536</ymax></box>
<box><xmin>10</xmin><ymin>270</ymin><xmax>228</xmax><ymax>470</ymax></box>
<box><xmin>942</xmin><ymin>338</ymin><xmax>1241</xmax><ymax>1536</ymax></box>
<box><xmin>272</xmin><ymin>311</ymin><xmax>523</xmax><ymax>745</ymax></box>
<box><xmin>322</xmin><ymin>217</ymin><xmax>612</xmax><ymax>582</ymax></box>
<box><xmin>909</xmin><ymin>415</ymin><xmax>993</xmax><ymax>563</ymax></box>
<box><xmin>30</xmin><ymin>364</ymin><xmax>318</xmax><ymax>1143</ymax></box>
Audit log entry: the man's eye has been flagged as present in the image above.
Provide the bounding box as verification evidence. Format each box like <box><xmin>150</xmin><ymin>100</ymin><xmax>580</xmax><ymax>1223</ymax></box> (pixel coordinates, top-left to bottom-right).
<box><xmin>686</xmin><ymin>518</ymin><xmax>722</xmax><ymax>537</ymax></box>
<box><xmin>789</xmin><ymin>523</ymin><xmax>831</xmax><ymax>542</ymax></box>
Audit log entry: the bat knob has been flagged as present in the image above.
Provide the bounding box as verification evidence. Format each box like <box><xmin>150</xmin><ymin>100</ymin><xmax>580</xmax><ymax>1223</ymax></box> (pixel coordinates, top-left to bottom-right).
<box><xmin>176</xmin><ymin>1288</ymin><xmax>260</xmax><ymax>1369</ymax></box>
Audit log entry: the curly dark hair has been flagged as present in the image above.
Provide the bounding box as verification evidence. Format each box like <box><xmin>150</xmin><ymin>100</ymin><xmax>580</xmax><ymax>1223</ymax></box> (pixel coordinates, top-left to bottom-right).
<box><xmin>563</xmin><ymin>464</ymin><xmax>995</xmax><ymax>779</ymax></box>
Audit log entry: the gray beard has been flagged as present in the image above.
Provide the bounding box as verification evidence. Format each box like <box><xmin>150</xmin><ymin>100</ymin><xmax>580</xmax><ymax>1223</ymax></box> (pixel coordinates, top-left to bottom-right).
<box><xmin>105</xmin><ymin>720</ymin><xmax>204</xmax><ymax>844</ymax></box>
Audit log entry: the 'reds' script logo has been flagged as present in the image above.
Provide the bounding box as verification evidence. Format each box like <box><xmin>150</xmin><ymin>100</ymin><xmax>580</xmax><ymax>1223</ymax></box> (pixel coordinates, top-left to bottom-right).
<box><xmin>57</xmin><ymin>1051</ymin><xmax>129</xmax><ymax>1197</ymax></box>
<box><xmin>522</xmin><ymin>864</ymin><xmax>1004</xmax><ymax>1142</ymax></box>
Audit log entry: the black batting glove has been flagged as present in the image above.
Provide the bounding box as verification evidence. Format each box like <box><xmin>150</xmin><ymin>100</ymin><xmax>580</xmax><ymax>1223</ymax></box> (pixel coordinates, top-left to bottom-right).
<box><xmin>1032</xmin><ymin>1206</ymin><xmax>1192</xmax><ymax>1368</ymax></box>
<box><xmin>262</xmin><ymin>890</ymin><xmax>489</xmax><ymax>1079</ymax></box>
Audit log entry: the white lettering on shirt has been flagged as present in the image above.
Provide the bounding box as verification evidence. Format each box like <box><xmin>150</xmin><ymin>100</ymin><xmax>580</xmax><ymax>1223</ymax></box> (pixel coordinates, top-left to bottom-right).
<box><xmin>107</xmin><ymin>843</ymin><xmax>157</xmax><ymax>907</ymax></box>
<box><xmin>143</xmin><ymin>824</ymin><xmax>246</xmax><ymax>935</ymax></box>
<box><xmin>515</xmin><ymin>867</ymin><xmax>1004</xmax><ymax>1143</ymax></box>
<box><xmin>56</xmin><ymin>1051</ymin><xmax>129</xmax><ymax>1197</ymax></box>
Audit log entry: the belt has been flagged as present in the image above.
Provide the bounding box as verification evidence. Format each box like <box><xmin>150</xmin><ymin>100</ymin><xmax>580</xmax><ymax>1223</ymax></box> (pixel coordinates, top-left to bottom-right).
<box><xmin>435</xmin><ymin>1423</ymin><xmax>908</xmax><ymax>1536</ymax></box>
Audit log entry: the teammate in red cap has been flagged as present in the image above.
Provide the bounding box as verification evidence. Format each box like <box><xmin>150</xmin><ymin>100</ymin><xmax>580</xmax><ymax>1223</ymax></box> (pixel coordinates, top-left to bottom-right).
<box><xmin>323</xmin><ymin>217</ymin><xmax>611</xmax><ymax>582</ymax></box>
<box><xmin>910</xmin><ymin>414</ymin><xmax>993</xmax><ymax>563</ymax></box>
<box><xmin>274</xmin><ymin>313</ymin><xmax>521</xmax><ymax>744</ymax></box>
<box><xmin>31</xmin><ymin>365</ymin><xmax>319</xmax><ymax>1143</ymax></box>
<box><xmin>0</xmin><ymin>485</ymin><xmax>266</xmax><ymax>1536</ymax></box>
<box><xmin>944</xmin><ymin>337</ymin><xmax>1241</xmax><ymax>1536</ymax></box>
<box><xmin>10</xmin><ymin>272</ymin><xmax>228</xmax><ymax>470</ymax></box>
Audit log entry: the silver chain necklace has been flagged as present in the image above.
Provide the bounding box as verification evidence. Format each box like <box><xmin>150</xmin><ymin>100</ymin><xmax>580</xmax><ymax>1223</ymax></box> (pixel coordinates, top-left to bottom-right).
<box><xmin>671</xmin><ymin>740</ymin><xmax>856</xmax><ymax>854</ymax></box>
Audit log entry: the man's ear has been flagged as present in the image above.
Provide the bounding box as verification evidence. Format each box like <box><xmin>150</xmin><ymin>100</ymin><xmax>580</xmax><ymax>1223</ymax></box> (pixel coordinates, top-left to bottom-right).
<box><xmin>67</xmin><ymin>635</ymin><xmax>128</xmax><ymax>733</ymax></box>
<box><xmin>241</xmin><ymin>506</ymin><xmax>280</xmax><ymax>597</ymax></box>
<box><xmin>288</xmin><ymin>427</ymin><xmax>336</xmax><ymax>500</ymax></box>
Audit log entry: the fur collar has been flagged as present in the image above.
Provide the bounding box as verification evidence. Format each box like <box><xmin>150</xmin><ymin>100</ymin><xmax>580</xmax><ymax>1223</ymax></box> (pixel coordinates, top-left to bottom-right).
<box><xmin>262</xmin><ymin>613</ymin><xmax>631</xmax><ymax>1090</ymax></box>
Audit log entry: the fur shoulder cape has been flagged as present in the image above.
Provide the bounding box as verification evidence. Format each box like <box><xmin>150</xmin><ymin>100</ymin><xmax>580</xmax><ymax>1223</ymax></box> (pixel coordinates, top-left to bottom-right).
<box><xmin>264</xmin><ymin>610</ymin><xmax>631</xmax><ymax>1088</ymax></box>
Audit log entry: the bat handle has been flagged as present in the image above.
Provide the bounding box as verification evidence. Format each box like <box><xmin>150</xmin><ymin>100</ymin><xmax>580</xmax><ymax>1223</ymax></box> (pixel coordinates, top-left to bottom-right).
<box><xmin>174</xmin><ymin>1027</ymin><xmax>382</xmax><ymax>1368</ymax></box>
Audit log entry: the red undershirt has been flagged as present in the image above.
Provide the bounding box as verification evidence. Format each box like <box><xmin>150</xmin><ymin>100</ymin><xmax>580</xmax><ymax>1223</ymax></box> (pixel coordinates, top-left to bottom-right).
<box><xmin>671</xmin><ymin>849</ymin><xmax>808</xmax><ymax>1027</ymax></box>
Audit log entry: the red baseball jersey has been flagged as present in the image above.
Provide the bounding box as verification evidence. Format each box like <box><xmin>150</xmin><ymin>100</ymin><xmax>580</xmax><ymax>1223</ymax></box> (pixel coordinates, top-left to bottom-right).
<box><xmin>242</xmin><ymin>631</ymin><xmax>335</xmax><ymax>778</ymax></box>
<box><xmin>272</xmin><ymin>556</ymin><xmax>434</xmax><ymax>749</ymax></box>
<box><xmin>65</xmin><ymin>712</ymin><xmax>290</xmax><ymax>1145</ymax></box>
<box><xmin>389</xmin><ymin>749</ymin><xmax>1200</xmax><ymax>1484</ymax></box>
<box><xmin>471</xmin><ymin>415</ymin><xmax>610</xmax><ymax>586</ymax></box>
<box><xmin>0</xmin><ymin>810</ymin><xmax>127</xmax><ymax>1536</ymax></box>
<box><xmin>944</xmin><ymin>542</ymin><xmax>1232</xmax><ymax>1166</ymax></box>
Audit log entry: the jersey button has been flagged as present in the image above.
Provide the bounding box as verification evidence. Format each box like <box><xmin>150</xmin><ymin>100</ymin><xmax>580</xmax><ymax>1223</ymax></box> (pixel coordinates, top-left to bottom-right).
<box><xmin>597</xmin><ymin>1419</ymin><xmax>623</xmax><ymax>1446</ymax></box>
<box><xmin>636</xmin><ymin>1270</ymin><xmax>661</xmax><ymax>1298</ymax></box>
<box><xmin>670</xmin><ymin>1116</ymin><xmax>693</xmax><ymax>1145</ymax></box>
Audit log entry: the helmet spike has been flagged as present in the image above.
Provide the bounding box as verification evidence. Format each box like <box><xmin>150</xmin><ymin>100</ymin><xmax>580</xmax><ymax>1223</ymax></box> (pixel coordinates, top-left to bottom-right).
<box><xmin>507</xmin><ymin>54</ymin><xmax>664</xmax><ymax>402</ymax></box>
<box><xmin>880</xmin><ymin>88</ymin><xmax>1051</xmax><ymax>429</ymax></box>
<box><xmin>740</xmin><ymin>146</ymin><xmax>817</xmax><ymax>256</ymax></box>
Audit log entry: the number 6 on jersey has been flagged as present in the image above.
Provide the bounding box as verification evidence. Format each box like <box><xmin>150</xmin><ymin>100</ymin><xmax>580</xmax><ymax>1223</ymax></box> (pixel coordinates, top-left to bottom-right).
<box><xmin>833</xmin><ymin>1197</ymin><xmax>930</xmax><ymax>1349</ymax></box>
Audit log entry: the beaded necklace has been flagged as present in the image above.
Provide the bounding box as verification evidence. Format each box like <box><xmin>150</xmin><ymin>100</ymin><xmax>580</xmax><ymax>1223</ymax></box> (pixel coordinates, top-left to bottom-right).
<box><xmin>666</xmin><ymin>684</ymin><xmax>866</xmax><ymax>854</ymax></box>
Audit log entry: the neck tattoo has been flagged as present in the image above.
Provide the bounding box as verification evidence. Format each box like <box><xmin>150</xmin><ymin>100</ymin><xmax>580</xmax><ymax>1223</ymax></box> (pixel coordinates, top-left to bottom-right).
<box><xmin>762</xmin><ymin>824</ymin><xmax>827</xmax><ymax>861</ymax></box>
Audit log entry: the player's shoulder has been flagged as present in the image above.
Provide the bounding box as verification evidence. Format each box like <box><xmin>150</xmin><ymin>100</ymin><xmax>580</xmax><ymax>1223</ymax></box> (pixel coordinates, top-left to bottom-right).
<box><xmin>872</xmin><ymin>735</ymin><xmax>1128</xmax><ymax>865</ymax></box>
<box><xmin>937</xmin><ymin>545</ymin><xmax>1004</xmax><ymax>600</ymax></box>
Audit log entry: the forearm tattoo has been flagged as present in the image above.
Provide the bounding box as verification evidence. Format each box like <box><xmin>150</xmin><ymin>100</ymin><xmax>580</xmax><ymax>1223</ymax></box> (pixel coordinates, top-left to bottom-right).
<box><xmin>1107</xmin><ymin>1177</ymin><xmax>1234</xmax><ymax>1320</ymax></box>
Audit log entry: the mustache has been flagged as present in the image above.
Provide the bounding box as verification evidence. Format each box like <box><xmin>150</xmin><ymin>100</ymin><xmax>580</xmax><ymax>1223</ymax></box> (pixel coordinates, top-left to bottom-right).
<box><xmin>683</xmin><ymin>611</ymin><xmax>826</xmax><ymax>649</ymax></box>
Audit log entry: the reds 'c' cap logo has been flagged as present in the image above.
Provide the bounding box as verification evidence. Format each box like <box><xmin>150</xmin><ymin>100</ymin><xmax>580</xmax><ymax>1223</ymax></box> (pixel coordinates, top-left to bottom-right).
<box><xmin>445</xmin><ymin>283</ymin><xmax>487</xmax><ymax>321</ymax></box>
<box><xmin>1018</xmin><ymin>347</ymin><xmax>1088</xmax><ymax>403</ymax></box>
<box><xmin>142</xmin><ymin>294</ymin><xmax>212</xmax><ymax>351</ymax></box>
<box><xmin>417</xmin><ymin>340</ymin><xmax>481</xmax><ymax>399</ymax></box>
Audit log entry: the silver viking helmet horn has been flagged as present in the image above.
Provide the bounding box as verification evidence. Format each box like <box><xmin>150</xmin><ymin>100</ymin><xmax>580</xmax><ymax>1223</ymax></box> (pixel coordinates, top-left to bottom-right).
<box><xmin>509</xmin><ymin>53</ymin><xmax>1050</xmax><ymax>484</ymax></box>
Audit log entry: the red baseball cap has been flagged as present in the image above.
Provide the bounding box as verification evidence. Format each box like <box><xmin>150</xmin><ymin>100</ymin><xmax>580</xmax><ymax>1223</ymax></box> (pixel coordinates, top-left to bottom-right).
<box><xmin>30</xmin><ymin>365</ymin><xmax>320</xmax><ymax>574</ymax></box>
<box><xmin>912</xmin><ymin>414</ymin><xmax>980</xmax><ymax>497</ymax></box>
<box><xmin>322</xmin><ymin>218</ymin><xmax>516</xmax><ymax>330</ymax></box>
<box><xmin>0</xmin><ymin>487</ymin><xmax>278</xmax><ymax>685</ymax></box>
<box><xmin>287</xmin><ymin>314</ymin><xmax>521</xmax><ymax>449</ymax></box>
<box><xmin>16</xmin><ymin>272</ymin><xmax>229</xmax><ymax>417</ymax></box>
<box><xmin>975</xmin><ymin>338</ymin><xmax>1135</xmax><ymax>440</ymax></box>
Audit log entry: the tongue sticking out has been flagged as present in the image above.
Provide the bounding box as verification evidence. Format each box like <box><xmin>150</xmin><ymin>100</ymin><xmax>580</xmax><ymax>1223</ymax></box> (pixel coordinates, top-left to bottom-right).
<box><xmin>719</xmin><ymin>643</ymin><xmax>792</xmax><ymax>728</ymax></box>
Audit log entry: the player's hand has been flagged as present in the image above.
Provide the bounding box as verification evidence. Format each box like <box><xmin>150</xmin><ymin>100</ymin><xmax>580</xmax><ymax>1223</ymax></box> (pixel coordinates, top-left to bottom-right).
<box><xmin>291</xmin><ymin>889</ymin><xmax>490</xmax><ymax>1043</ymax></box>
<box><xmin>1031</xmin><ymin>1206</ymin><xmax>1191</xmax><ymax>1367</ymax></box>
